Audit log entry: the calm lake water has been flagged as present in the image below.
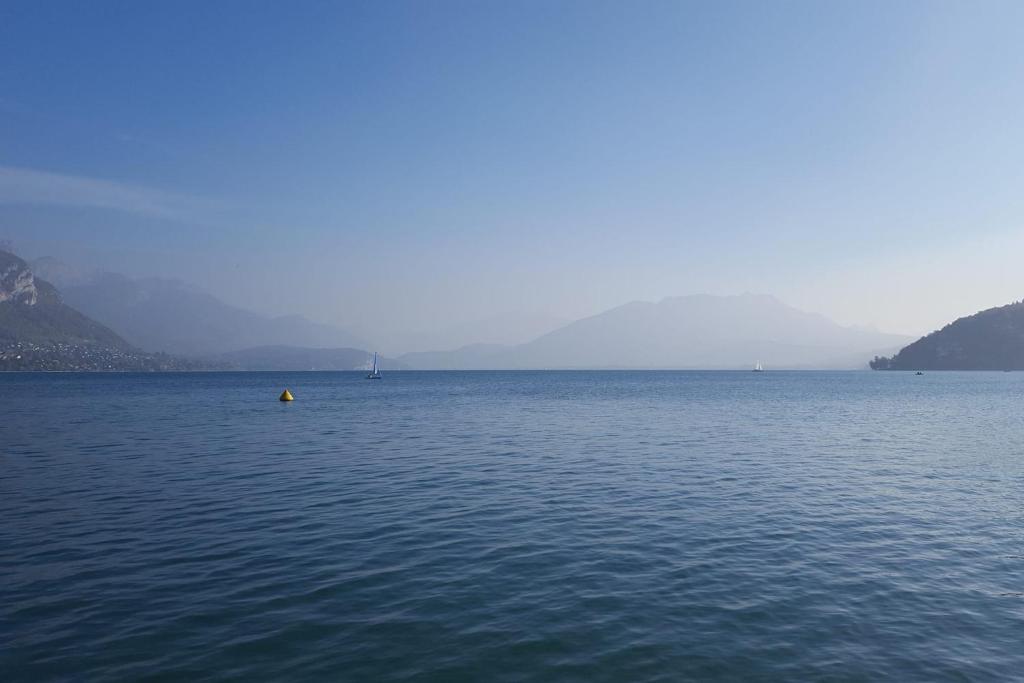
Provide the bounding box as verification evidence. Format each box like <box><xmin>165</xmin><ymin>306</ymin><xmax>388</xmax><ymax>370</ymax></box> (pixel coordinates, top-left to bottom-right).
<box><xmin>3</xmin><ymin>371</ymin><xmax>1024</xmax><ymax>681</ymax></box>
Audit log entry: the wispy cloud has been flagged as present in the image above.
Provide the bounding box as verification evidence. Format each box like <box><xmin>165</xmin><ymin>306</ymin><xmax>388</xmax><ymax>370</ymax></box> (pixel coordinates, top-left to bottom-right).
<box><xmin>0</xmin><ymin>165</ymin><xmax>222</xmax><ymax>224</ymax></box>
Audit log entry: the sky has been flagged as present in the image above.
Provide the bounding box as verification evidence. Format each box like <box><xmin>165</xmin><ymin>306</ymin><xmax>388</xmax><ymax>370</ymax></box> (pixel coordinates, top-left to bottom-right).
<box><xmin>2</xmin><ymin>0</ymin><xmax>1024</xmax><ymax>352</ymax></box>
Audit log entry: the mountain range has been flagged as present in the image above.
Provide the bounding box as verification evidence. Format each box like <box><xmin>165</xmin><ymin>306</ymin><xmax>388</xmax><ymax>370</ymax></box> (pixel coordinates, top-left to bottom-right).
<box><xmin>0</xmin><ymin>251</ymin><xmax>127</xmax><ymax>348</ymax></box>
<box><xmin>399</xmin><ymin>294</ymin><xmax>912</xmax><ymax>369</ymax></box>
<box><xmin>8</xmin><ymin>252</ymin><xmax>920</xmax><ymax>371</ymax></box>
<box><xmin>0</xmin><ymin>250</ymin><xmax>212</xmax><ymax>370</ymax></box>
<box><xmin>33</xmin><ymin>260</ymin><xmax>367</xmax><ymax>357</ymax></box>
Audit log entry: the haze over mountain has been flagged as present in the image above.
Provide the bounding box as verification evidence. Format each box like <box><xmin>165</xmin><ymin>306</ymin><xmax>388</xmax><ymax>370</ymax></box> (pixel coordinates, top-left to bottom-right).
<box><xmin>871</xmin><ymin>300</ymin><xmax>1024</xmax><ymax>371</ymax></box>
<box><xmin>400</xmin><ymin>343</ymin><xmax>511</xmax><ymax>371</ymax></box>
<box><xmin>0</xmin><ymin>250</ymin><xmax>213</xmax><ymax>370</ymax></box>
<box><xmin>33</xmin><ymin>259</ymin><xmax>368</xmax><ymax>357</ymax></box>
<box><xmin>378</xmin><ymin>313</ymin><xmax>569</xmax><ymax>358</ymax></box>
<box><xmin>20</xmin><ymin>254</ymin><xmax>910</xmax><ymax>369</ymax></box>
<box><xmin>401</xmin><ymin>294</ymin><xmax>911</xmax><ymax>370</ymax></box>
<box><xmin>218</xmin><ymin>346</ymin><xmax>408</xmax><ymax>372</ymax></box>
<box><xmin>0</xmin><ymin>251</ymin><xmax>127</xmax><ymax>348</ymax></box>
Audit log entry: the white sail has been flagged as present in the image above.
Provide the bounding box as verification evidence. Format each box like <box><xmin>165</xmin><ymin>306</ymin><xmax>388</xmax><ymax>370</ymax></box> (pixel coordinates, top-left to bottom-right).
<box><xmin>367</xmin><ymin>352</ymin><xmax>382</xmax><ymax>378</ymax></box>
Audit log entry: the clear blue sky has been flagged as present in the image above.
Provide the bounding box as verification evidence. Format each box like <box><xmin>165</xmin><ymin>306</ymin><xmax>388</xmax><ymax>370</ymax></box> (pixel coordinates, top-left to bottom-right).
<box><xmin>2</xmin><ymin>1</ymin><xmax>1024</xmax><ymax>350</ymax></box>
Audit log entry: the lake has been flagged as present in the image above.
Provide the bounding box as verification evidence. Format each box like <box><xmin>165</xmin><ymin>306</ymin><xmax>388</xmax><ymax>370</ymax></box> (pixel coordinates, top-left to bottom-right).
<box><xmin>3</xmin><ymin>371</ymin><xmax>1024</xmax><ymax>681</ymax></box>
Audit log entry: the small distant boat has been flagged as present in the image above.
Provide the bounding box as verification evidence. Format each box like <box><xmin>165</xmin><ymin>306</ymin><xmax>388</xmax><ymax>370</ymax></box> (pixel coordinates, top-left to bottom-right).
<box><xmin>915</xmin><ymin>371</ymin><xmax>924</xmax><ymax>375</ymax></box>
<box><xmin>366</xmin><ymin>352</ymin><xmax>382</xmax><ymax>379</ymax></box>
<box><xmin>753</xmin><ymin>360</ymin><xmax>764</xmax><ymax>372</ymax></box>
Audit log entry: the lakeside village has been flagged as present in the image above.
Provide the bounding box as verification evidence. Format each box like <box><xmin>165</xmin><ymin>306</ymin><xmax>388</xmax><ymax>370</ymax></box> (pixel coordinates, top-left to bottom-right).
<box><xmin>0</xmin><ymin>341</ymin><xmax>213</xmax><ymax>372</ymax></box>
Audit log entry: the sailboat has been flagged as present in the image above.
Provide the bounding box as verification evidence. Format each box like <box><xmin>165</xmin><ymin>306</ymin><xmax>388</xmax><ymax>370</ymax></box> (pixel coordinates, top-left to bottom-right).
<box><xmin>753</xmin><ymin>360</ymin><xmax>764</xmax><ymax>372</ymax></box>
<box><xmin>366</xmin><ymin>352</ymin><xmax>382</xmax><ymax>379</ymax></box>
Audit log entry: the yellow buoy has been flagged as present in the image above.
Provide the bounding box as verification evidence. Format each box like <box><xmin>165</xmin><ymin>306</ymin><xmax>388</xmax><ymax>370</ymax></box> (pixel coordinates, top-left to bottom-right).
<box><xmin>279</xmin><ymin>389</ymin><xmax>294</xmax><ymax>402</ymax></box>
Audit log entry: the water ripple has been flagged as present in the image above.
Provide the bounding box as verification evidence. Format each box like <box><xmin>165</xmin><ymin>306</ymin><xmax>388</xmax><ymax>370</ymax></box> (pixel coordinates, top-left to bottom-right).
<box><xmin>3</xmin><ymin>371</ymin><xmax>1024</xmax><ymax>681</ymax></box>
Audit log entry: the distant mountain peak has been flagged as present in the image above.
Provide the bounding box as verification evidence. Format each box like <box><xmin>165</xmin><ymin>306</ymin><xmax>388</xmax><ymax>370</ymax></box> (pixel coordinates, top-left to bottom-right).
<box><xmin>653</xmin><ymin>292</ymin><xmax>786</xmax><ymax>309</ymax></box>
<box><xmin>0</xmin><ymin>251</ymin><xmax>41</xmax><ymax>306</ymax></box>
<box><xmin>401</xmin><ymin>292</ymin><xmax>911</xmax><ymax>370</ymax></box>
<box><xmin>0</xmin><ymin>249</ymin><xmax>134</xmax><ymax>352</ymax></box>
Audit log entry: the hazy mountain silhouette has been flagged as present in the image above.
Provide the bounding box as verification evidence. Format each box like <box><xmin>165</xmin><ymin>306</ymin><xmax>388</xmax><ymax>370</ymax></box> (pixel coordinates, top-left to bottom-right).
<box><xmin>870</xmin><ymin>299</ymin><xmax>1024</xmax><ymax>370</ymax></box>
<box><xmin>401</xmin><ymin>294</ymin><xmax>910</xmax><ymax>369</ymax></box>
<box><xmin>399</xmin><ymin>343</ymin><xmax>510</xmax><ymax>370</ymax></box>
<box><xmin>33</xmin><ymin>260</ymin><xmax>368</xmax><ymax>356</ymax></box>
<box><xmin>379</xmin><ymin>313</ymin><xmax>568</xmax><ymax>356</ymax></box>
<box><xmin>1</xmin><ymin>250</ymin><xmax>219</xmax><ymax>370</ymax></box>
<box><xmin>219</xmin><ymin>345</ymin><xmax>409</xmax><ymax>371</ymax></box>
<box><xmin>0</xmin><ymin>250</ymin><xmax>128</xmax><ymax>348</ymax></box>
